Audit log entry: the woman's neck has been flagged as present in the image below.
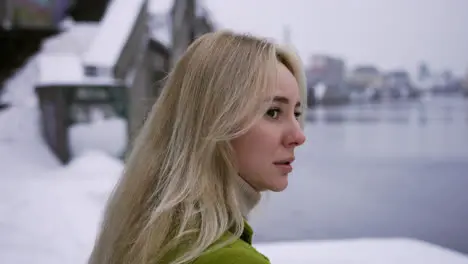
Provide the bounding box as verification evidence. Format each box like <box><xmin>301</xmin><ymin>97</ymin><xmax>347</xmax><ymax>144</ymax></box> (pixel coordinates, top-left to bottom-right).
<box><xmin>235</xmin><ymin>176</ymin><xmax>261</xmax><ymax>218</ymax></box>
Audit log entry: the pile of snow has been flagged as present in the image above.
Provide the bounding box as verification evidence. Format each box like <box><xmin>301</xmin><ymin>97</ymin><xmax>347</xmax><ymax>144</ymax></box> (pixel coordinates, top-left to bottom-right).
<box><xmin>0</xmin><ymin>104</ymin><xmax>59</xmax><ymax>175</ymax></box>
<box><xmin>1</xmin><ymin>57</ymin><xmax>39</xmax><ymax>107</ymax></box>
<box><xmin>69</xmin><ymin>117</ymin><xmax>127</xmax><ymax>158</ymax></box>
<box><xmin>62</xmin><ymin>150</ymin><xmax>124</xmax><ymax>180</ymax></box>
<box><xmin>0</xmin><ymin>151</ymin><xmax>123</xmax><ymax>264</ymax></box>
<box><xmin>255</xmin><ymin>238</ymin><xmax>468</xmax><ymax>264</ymax></box>
<box><xmin>0</xmin><ymin>57</ymin><xmax>60</xmax><ymax>174</ymax></box>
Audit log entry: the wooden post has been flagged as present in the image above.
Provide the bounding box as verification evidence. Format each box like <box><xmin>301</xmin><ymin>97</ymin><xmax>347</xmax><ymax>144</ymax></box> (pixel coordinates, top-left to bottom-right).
<box><xmin>170</xmin><ymin>0</ymin><xmax>196</xmax><ymax>68</ymax></box>
<box><xmin>35</xmin><ymin>85</ymin><xmax>70</xmax><ymax>164</ymax></box>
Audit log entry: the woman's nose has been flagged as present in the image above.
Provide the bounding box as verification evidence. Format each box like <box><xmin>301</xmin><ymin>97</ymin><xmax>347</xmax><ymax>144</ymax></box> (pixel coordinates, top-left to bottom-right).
<box><xmin>285</xmin><ymin>121</ymin><xmax>306</xmax><ymax>147</ymax></box>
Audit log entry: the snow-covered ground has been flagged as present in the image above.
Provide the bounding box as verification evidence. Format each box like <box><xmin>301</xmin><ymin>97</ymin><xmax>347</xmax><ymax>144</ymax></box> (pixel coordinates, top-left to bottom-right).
<box><xmin>256</xmin><ymin>238</ymin><xmax>468</xmax><ymax>264</ymax></box>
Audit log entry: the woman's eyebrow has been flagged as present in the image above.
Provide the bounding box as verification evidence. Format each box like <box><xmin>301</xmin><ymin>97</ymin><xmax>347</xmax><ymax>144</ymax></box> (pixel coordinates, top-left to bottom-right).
<box><xmin>273</xmin><ymin>96</ymin><xmax>301</xmax><ymax>107</ymax></box>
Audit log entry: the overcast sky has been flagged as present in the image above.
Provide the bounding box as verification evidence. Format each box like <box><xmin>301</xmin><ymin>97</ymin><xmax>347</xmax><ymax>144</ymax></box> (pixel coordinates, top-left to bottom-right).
<box><xmin>151</xmin><ymin>0</ymin><xmax>468</xmax><ymax>76</ymax></box>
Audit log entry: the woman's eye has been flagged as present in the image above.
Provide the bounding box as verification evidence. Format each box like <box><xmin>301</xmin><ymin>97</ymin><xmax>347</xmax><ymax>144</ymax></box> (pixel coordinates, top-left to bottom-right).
<box><xmin>266</xmin><ymin>108</ymin><xmax>281</xmax><ymax>119</ymax></box>
<box><xmin>294</xmin><ymin>112</ymin><xmax>302</xmax><ymax>119</ymax></box>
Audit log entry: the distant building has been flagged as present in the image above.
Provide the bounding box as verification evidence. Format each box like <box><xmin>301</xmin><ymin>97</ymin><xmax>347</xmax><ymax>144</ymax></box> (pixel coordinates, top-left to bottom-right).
<box><xmin>347</xmin><ymin>65</ymin><xmax>383</xmax><ymax>93</ymax></box>
<box><xmin>381</xmin><ymin>70</ymin><xmax>420</xmax><ymax>99</ymax></box>
<box><xmin>306</xmin><ymin>54</ymin><xmax>346</xmax><ymax>87</ymax></box>
<box><xmin>349</xmin><ymin>66</ymin><xmax>381</xmax><ymax>85</ymax></box>
<box><xmin>306</xmin><ymin>54</ymin><xmax>349</xmax><ymax>107</ymax></box>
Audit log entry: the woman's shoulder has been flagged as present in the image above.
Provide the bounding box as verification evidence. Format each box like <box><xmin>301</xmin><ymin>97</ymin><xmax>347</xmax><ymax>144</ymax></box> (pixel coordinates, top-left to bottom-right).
<box><xmin>193</xmin><ymin>237</ymin><xmax>270</xmax><ymax>264</ymax></box>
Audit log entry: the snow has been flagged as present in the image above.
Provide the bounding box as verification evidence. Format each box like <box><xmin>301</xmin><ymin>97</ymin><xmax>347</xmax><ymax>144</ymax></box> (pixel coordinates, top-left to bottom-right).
<box><xmin>0</xmin><ymin>56</ymin><xmax>39</xmax><ymax>107</ymax></box>
<box><xmin>148</xmin><ymin>0</ymin><xmax>214</xmax><ymax>47</ymax></box>
<box><xmin>0</xmin><ymin>56</ymin><xmax>124</xmax><ymax>264</ymax></box>
<box><xmin>1</xmin><ymin>53</ymin><xmax>468</xmax><ymax>263</ymax></box>
<box><xmin>148</xmin><ymin>0</ymin><xmax>173</xmax><ymax>14</ymax></box>
<box><xmin>255</xmin><ymin>239</ymin><xmax>468</xmax><ymax>264</ymax></box>
<box><xmin>69</xmin><ymin>117</ymin><xmax>127</xmax><ymax>158</ymax></box>
<box><xmin>150</xmin><ymin>13</ymin><xmax>172</xmax><ymax>47</ymax></box>
<box><xmin>40</xmin><ymin>22</ymin><xmax>98</xmax><ymax>56</ymax></box>
<box><xmin>148</xmin><ymin>0</ymin><xmax>209</xmax><ymax>18</ymax></box>
<box><xmin>0</xmin><ymin>104</ymin><xmax>59</xmax><ymax>174</ymax></box>
<box><xmin>33</xmin><ymin>22</ymin><xmax>120</xmax><ymax>86</ymax></box>
<box><xmin>37</xmin><ymin>54</ymin><xmax>85</xmax><ymax>85</ymax></box>
<box><xmin>36</xmin><ymin>54</ymin><xmax>118</xmax><ymax>86</ymax></box>
<box><xmin>82</xmin><ymin>0</ymin><xmax>147</xmax><ymax>78</ymax></box>
<box><xmin>0</xmin><ymin>151</ymin><xmax>123</xmax><ymax>264</ymax></box>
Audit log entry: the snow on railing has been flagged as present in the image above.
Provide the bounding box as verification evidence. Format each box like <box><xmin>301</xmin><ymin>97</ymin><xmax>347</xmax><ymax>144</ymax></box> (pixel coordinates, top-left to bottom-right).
<box><xmin>82</xmin><ymin>0</ymin><xmax>147</xmax><ymax>79</ymax></box>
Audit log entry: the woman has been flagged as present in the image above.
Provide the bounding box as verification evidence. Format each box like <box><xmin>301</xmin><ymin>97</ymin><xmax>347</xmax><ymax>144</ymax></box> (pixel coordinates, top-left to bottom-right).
<box><xmin>88</xmin><ymin>30</ymin><xmax>307</xmax><ymax>264</ymax></box>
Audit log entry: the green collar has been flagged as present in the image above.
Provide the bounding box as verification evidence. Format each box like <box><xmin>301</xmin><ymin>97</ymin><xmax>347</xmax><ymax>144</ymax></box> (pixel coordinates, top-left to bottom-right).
<box><xmin>240</xmin><ymin>219</ymin><xmax>254</xmax><ymax>244</ymax></box>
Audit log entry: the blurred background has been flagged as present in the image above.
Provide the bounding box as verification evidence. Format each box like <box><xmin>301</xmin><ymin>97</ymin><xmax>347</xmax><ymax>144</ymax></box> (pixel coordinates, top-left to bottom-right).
<box><xmin>1</xmin><ymin>0</ymin><xmax>468</xmax><ymax>263</ymax></box>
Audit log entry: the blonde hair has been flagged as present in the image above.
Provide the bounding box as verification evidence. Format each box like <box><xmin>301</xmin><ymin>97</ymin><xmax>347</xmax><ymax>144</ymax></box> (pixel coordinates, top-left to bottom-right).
<box><xmin>88</xmin><ymin>31</ymin><xmax>306</xmax><ymax>264</ymax></box>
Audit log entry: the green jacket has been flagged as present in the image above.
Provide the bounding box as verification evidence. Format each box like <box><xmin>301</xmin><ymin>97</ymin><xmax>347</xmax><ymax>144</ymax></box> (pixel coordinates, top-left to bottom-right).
<box><xmin>193</xmin><ymin>221</ymin><xmax>270</xmax><ymax>264</ymax></box>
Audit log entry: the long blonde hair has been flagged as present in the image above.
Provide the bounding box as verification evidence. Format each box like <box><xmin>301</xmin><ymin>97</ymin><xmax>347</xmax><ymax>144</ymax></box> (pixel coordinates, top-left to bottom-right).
<box><xmin>88</xmin><ymin>31</ymin><xmax>307</xmax><ymax>264</ymax></box>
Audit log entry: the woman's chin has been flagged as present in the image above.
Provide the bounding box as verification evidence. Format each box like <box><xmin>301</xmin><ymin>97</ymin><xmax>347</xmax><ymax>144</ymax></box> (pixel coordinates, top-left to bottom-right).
<box><xmin>268</xmin><ymin>179</ymin><xmax>289</xmax><ymax>192</ymax></box>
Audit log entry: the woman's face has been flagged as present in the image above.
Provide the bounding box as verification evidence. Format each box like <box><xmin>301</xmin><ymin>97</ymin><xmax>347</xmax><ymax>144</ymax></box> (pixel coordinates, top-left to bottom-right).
<box><xmin>231</xmin><ymin>62</ymin><xmax>306</xmax><ymax>192</ymax></box>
